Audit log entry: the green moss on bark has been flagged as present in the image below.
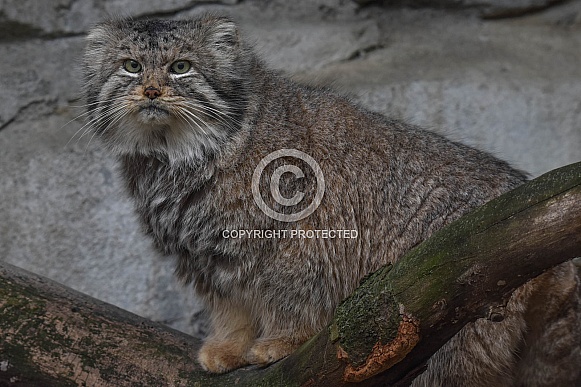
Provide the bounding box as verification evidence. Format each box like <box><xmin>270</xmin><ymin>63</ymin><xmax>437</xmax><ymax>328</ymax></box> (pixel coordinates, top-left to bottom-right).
<box><xmin>333</xmin><ymin>265</ymin><xmax>401</xmax><ymax>367</ymax></box>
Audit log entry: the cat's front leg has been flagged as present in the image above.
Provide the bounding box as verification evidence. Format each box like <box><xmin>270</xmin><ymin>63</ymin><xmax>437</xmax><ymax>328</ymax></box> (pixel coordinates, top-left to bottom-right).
<box><xmin>246</xmin><ymin>336</ymin><xmax>306</xmax><ymax>365</ymax></box>
<box><xmin>245</xmin><ymin>311</ymin><xmax>317</xmax><ymax>366</ymax></box>
<box><xmin>243</xmin><ymin>275</ymin><xmax>333</xmax><ymax>366</ymax></box>
<box><xmin>198</xmin><ymin>299</ymin><xmax>255</xmax><ymax>373</ymax></box>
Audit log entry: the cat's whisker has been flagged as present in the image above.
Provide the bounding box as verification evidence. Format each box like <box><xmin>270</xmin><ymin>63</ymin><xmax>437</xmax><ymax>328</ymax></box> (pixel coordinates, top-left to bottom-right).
<box><xmin>61</xmin><ymin>98</ymin><xmax>130</xmax><ymax>138</ymax></box>
<box><xmin>185</xmin><ymin>107</ymin><xmax>234</xmax><ymax>136</ymax></box>
<box><xmin>69</xmin><ymin>103</ymin><xmax>131</xmax><ymax>149</ymax></box>
<box><xmin>62</xmin><ymin>97</ymin><xmax>132</xmax><ymax>141</ymax></box>
<box><xmin>181</xmin><ymin>101</ymin><xmax>238</xmax><ymax>121</ymax></box>
<box><xmin>179</xmin><ymin>107</ymin><xmax>228</xmax><ymax>130</ymax></box>
<box><xmin>66</xmin><ymin>114</ymin><xmax>105</xmax><ymax>148</ymax></box>
<box><xmin>176</xmin><ymin>107</ymin><xmax>212</xmax><ymax>137</ymax></box>
<box><xmin>85</xmin><ymin>106</ymin><xmax>132</xmax><ymax>152</ymax></box>
<box><xmin>65</xmin><ymin>103</ymin><xmax>131</xmax><ymax>140</ymax></box>
<box><xmin>62</xmin><ymin>111</ymin><xmax>99</xmax><ymax>148</ymax></box>
<box><xmin>67</xmin><ymin>103</ymin><xmax>130</xmax><ymax>147</ymax></box>
<box><xmin>68</xmin><ymin>96</ymin><xmax>130</xmax><ymax>108</ymax></box>
<box><xmin>174</xmin><ymin>110</ymin><xmax>197</xmax><ymax>133</ymax></box>
<box><xmin>180</xmin><ymin>102</ymin><xmax>243</xmax><ymax>130</ymax></box>
<box><xmin>99</xmin><ymin>104</ymin><xmax>134</xmax><ymax>135</ymax></box>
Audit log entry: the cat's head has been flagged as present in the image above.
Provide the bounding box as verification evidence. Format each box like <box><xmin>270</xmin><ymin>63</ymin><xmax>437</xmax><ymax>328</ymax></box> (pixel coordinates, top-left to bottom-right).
<box><xmin>82</xmin><ymin>16</ymin><xmax>250</xmax><ymax>162</ymax></box>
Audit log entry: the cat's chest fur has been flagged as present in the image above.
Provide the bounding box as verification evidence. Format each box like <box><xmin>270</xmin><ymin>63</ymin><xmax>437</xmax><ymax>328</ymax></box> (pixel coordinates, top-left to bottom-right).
<box><xmin>119</xmin><ymin>153</ymin><xmax>267</xmax><ymax>291</ymax></box>
<box><xmin>121</xmin><ymin>155</ymin><xmax>222</xmax><ymax>255</ymax></box>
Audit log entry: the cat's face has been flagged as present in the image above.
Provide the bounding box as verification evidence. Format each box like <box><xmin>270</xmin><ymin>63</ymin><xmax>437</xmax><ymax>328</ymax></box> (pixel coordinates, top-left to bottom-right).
<box><xmin>82</xmin><ymin>16</ymin><xmax>248</xmax><ymax>162</ymax></box>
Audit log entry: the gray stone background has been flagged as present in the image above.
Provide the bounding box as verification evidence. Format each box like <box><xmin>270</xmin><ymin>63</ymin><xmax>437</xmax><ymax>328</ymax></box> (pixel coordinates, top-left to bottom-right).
<box><xmin>1</xmin><ymin>0</ymin><xmax>580</xmax><ymax>337</ymax></box>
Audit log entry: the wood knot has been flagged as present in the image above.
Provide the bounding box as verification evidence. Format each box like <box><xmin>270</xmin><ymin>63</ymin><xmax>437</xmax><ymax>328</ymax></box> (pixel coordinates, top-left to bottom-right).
<box><xmin>338</xmin><ymin>313</ymin><xmax>420</xmax><ymax>383</ymax></box>
<box><xmin>487</xmin><ymin>305</ymin><xmax>506</xmax><ymax>322</ymax></box>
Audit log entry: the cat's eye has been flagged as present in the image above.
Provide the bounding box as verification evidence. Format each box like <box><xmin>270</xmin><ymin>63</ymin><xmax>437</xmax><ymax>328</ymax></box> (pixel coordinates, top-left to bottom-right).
<box><xmin>170</xmin><ymin>60</ymin><xmax>191</xmax><ymax>74</ymax></box>
<box><xmin>123</xmin><ymin>59</ymin><xmax>142</xmax><ymax>73</ymax></box>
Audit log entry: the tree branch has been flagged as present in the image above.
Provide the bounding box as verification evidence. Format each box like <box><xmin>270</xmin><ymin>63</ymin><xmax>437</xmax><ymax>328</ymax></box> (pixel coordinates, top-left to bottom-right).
<box><xmin>1</xmin><ymin>162</ymin><xmax>580</xmax><ymax>386</ymax></box>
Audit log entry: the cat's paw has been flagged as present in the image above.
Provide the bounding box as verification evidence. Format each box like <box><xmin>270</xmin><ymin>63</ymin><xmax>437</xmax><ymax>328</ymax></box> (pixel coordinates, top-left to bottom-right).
<box><xmin>198</xmin><ymin>340</ymin><xmax>249</xmax><ymax>373</ymax></box>
<box><xmin>246</xmin><ymin>338</ymin><xmax>300</xmax><ymax>365</ymax></box>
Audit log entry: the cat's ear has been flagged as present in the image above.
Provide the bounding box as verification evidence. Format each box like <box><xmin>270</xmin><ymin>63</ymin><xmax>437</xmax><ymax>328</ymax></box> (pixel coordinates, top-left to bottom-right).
<box><xmin>83</xmin><ymin>23</ymin><xmax>112</xmax><ymax>76</ymax></box>
<box><xmin>84</xmin><ymin>22</ymin><xmax>119</xmax><ymax>67</ymax></box>
<box><xmin>83</xmin><ymin>20</ymin><xmax>127</xmax><ymax>86</ymax></box>
<box><xmin>202</xmin><ymin>16</ymin><xmax>241</xmax><ymax>56</ymax></box>
<box><xmin>86</xmin><ymin>24</ymin><xmax>109</xmax><ymax>45</ymax></box>
<box><xmin>85</xmin><ymin>21</ymin><xmax>119</xmax><ymax>50</ymax></box>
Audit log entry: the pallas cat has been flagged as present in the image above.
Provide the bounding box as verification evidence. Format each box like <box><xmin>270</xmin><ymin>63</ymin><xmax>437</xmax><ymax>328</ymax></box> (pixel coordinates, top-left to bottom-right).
<box><xmin>82</xmin><ymin>15</ymin><xmax>580</xmax><ymax>385</ymax></box>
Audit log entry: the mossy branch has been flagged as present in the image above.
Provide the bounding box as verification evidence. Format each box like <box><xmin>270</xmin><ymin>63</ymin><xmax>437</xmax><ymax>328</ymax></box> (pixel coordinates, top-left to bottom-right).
<box><xmin>1</xmin><ymin>162</ymin><xmax>580</xmax><ymax>386</ymax></box>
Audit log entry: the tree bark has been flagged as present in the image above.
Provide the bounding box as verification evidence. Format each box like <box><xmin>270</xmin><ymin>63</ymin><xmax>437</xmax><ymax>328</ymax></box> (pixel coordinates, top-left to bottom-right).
<box><xmin>1</xmin><ymin>161</ymin><xmax>580</xmax><ymax>386</ymax></box>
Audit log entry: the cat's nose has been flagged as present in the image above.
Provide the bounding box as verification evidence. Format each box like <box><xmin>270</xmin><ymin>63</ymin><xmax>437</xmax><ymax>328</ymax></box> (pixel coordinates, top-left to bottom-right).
<box><xmin>144</xmin><ymin>86</ymin><xmax>162</xmax><ymax>100</ymax></box>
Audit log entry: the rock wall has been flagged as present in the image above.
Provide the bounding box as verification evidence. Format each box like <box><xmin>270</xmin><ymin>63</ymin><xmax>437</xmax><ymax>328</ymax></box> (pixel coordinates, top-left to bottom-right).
<box><xmin>1</xmin><ymin>0</ymin><xmax>580</xmax><ymax>336</ymax></box>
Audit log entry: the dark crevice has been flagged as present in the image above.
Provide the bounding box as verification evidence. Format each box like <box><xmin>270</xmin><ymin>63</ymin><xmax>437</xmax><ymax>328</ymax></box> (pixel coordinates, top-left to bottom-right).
<box><xmin>345</xmin><ymin>43</ymin><xmax>387</xmax><ymax>61</ymax></box>
<box><xmin>133</xmin><ymin>0</ymin><xmax>241</xmax><ymax>21</ymax></box>
<box><xmin>0</xmin><ymin>99</ymin><xmax>59</xmax><ymax>132</ymax></box>
<box><xmin>0</xmin><ymin>18</ymin><xmax>45</xmax><ymax>43</ymax></box>
<box><xmin>0</xmin><ymin>19</ymin><xmax>86</xmax><ymax>43</ymax></box>
<box><xmin>0</xmin><ymin>116</ymin><xmax>16</xmax><ymax>132</ymax></box>
<box><xmin>481</xmin><ymin>0</ymin><xmax>570</xmax><ymax>19</ymax></box>
<box><xmin>353</xmin><ymin>0</ymin><xmax>572</xmax><ymax>20</ymax></box>
<box><xmin>0</xmin><ymin>0</ymin><xmax>240</xmax><ymax>43</ymax></box>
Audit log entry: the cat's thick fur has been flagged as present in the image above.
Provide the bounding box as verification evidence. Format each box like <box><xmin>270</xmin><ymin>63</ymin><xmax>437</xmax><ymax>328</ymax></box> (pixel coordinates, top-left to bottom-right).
<box><xmin>82</xmin><ymin>16</ymin><xmax>581</xmax><ymax>385</ymax></box>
